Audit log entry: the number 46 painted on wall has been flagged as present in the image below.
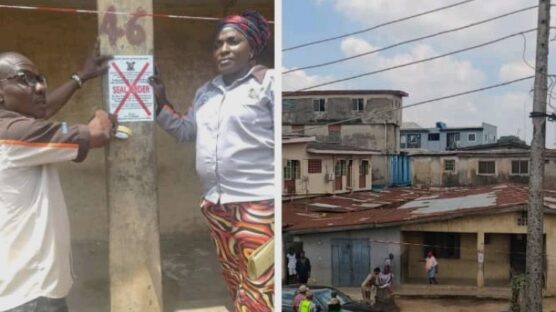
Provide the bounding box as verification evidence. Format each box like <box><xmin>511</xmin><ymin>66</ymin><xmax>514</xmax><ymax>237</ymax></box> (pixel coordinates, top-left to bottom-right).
<box><xmin>100</xmin><ymin>5</ymin><xmax>147</xmax><ymax>46</ymax></box>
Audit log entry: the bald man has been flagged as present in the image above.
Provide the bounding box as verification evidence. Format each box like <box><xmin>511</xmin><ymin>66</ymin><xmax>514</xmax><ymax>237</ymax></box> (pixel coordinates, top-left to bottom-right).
<box><xmin>0</xmin><ymin>47</ymin><xmax>114</xmax><ymax>312</ymax></box>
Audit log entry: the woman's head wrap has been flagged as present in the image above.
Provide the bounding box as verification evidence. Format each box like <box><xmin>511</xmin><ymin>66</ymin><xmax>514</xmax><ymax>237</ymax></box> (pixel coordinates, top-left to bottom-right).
<box><xmin>216</xmin><ymin>10</ymin><xmax>271</xmax><ymax>57</ymax></box>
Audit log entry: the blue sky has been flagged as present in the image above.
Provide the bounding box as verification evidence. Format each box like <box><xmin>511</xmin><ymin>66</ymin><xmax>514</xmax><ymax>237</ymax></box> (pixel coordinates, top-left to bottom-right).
<box><xmin>282</xmin><ymin>0</ymin><xmax>556</xmax><ymax>147</ymax></box>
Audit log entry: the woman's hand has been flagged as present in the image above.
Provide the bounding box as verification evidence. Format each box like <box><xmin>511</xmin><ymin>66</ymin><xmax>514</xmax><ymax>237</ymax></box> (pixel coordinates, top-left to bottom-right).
<box><xmin>148</xmin><ymin>64</ymin><xmax>170</xmax><ymax>115</ymax></box>
<box><xmin>149</xmin><ymin>64</ymin><xmax>169</xmax><ymax>102</ymax></box>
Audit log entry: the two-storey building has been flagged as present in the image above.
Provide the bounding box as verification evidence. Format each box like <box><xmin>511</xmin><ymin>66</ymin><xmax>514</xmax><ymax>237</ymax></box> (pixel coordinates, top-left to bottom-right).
<box><xmin>400</xmin><ymin>121</ymin><xmax>497</xmax><ymax>151</ymax></box>
<box><xmin>283</xmin><ymin>90</ymin><xmax>409</xmax><ymax>187</ymax></box>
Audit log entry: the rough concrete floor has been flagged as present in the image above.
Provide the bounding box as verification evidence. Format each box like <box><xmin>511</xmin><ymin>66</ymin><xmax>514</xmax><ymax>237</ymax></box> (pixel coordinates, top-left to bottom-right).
<box><xmin>339</xmin><ymin>287</ymin><xmax>556</xmax><ymax>311</ymax></box>
<box><xmin>66</xmin><ymin>234</ymin><xmax>232</xmax><ymax>312</ymax></box>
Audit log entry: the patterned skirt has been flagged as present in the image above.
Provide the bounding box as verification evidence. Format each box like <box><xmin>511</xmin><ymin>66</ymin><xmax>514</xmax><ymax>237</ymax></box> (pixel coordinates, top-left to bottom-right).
<box><xmin>201</xmin><ymin>199</ymin><xmax>274</xmax><ymax>312</ymax></box>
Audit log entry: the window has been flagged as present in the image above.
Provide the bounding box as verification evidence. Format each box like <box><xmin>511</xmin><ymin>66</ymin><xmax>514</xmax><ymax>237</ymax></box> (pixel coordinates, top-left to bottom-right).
<box><xmin>444</xmin><ymin>159</ymin><xmax>456</xmax><ymax>172</ymax></box>
<box><xmin>335</xmin><ymin>160</ymin><xmax>347</xmax><ymax>177</ymax></box>
<box><xmin>328</xmin><ymin>124</ymin><xmax>341</xmax><ymax>143</ymax></box>
<box><xmin>478</xmin><ymin>160</ymin><xmax>496</xmax><ymax>175</ymax></box>
<box><xmin>406</xmin><ymin>133</ymin><xmax>421</xmax><ymax>148</ymax></box>
<box><xmin>283</xmin><ymin>99</ymin><xmax>295</xmax><ymax>112</ymax></box>
<box><xmin>511</xmin><ymin>160</ymin><xmax>529</xmax><ymax>175</ymax></box>
<box><xmin>360</xmin><ymin>160</ymin><xmax>370</xmax><ymax>176</ymax></box>
<box><xmin>400</xmin><ymin>135</ymin><xmax>407</xmax><ymax>148</ymax></box>
<box><xmin>423</xmin><ymin>232</ymin><xmax>461</xmax><ymax>259</ymax></box>
<box><xmin>468</xmin><ymin>133</ymin><xmax>476</xmax><ymax>142</ymax></box>
<box><xmin>284</xmin><ymin>160</ymin><xmax>300</xmax><ymax>180</ymax></box>
<box><xmin>308</xmin><ymin>159</ymin><xmax>322</xmax><ymax>173</ymax></box>
<box><xmin>313</xmin><ymin>98</ymin><xmax>326</xmax><ymax>112</ymax></box>
<box><xmin>428</xmin><ymin>133</ymin><xmax>440</xmax><ymax>141</ymax></box>
<box><xmin>352</xmin><ymin>98</ymin><xmax>364</xmax><ymax>111</ymax></box>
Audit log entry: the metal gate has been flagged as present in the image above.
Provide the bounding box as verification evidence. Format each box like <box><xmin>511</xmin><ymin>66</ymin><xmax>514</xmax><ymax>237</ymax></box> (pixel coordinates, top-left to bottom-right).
<box><xmin>389</xmin><ymin>154</ymin><xmax>411</xmax><ymax>186</ymax></box>
<box><xmin>331</xmin><ymin>239</ymin><xmax>370</xmax><ymax>286</ymax></box>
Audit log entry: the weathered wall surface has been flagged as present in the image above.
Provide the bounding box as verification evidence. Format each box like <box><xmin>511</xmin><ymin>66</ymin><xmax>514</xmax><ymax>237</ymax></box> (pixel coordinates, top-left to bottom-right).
<box><xmin>0</xmin><ymin>0</ymin><xmax>274</xmax><ymax>241</ymax></box>
<box><xmin>291</xmin><ymin>227</ymin><xmax>402</xmax><ymax>286</ymax></box>
<box><xmin>402</xmin><ymin>212</ymin><xmax>556</xmax><ymax>295</ymax></box>
<box><xmin>410</xmin><ymin>154</ymin><xmax>556</xmax><ymax>188</ymax></box>
<box><xmin>404</xmin><ymin>232</ymin><xmax>477</xmax><ymax>284</ymax></box>
<box><xmin>282</xmin><ymin>143</ymin><xmax>373</xmax><ymax>196</ymax></box>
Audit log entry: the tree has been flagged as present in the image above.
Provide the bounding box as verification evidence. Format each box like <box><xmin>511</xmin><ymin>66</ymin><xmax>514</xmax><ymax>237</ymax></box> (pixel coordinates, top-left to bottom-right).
<box><xmin>497</xmin><ymin>135</ymin><xmax>526</xmax><ymax>145</ymax></box>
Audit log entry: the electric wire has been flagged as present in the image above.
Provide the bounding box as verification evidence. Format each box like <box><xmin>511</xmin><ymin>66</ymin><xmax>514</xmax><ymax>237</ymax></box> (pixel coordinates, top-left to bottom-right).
<box><xmin>284</xmin><ymin>5</ymin><xmax>538</xmax><ymax>75</ymax></box>
<box><xmin>285</xmin><ymin>76</ymin><xmax>535</xmax><ymax>135</ymax></box>
<box><xmin>295</xmin><ymin>28</ymin><xmax>542</xmax><ymax>91</ymax></box>
<box><xmin>283</xmin><ymin>0</ymin><xmax>477</xmax><ymax>51</ymax></box>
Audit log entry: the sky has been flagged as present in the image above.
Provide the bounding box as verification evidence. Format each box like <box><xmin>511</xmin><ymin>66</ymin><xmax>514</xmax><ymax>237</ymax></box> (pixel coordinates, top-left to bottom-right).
<box><xmin>282</xmin><ymin>0</ymin><xmax>556</xmax><ymax>147</ymax></box>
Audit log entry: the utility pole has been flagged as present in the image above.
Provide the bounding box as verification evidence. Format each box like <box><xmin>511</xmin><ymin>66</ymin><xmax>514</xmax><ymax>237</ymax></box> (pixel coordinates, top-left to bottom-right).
<box><xmin>97</xmin><ymin>1</ymin><xmax>162</xmax><ymax>311</ymax></box>
<box><xmin>527</xmin><ymin>0</ymin><xmax>550</xmax><ymax>310</ymax></box>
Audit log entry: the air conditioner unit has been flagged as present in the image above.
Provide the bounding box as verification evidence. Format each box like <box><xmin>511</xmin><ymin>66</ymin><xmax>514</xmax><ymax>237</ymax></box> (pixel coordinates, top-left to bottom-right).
<box><xmin>325</xmin><ymin>173</ymin><xmax>335</xmax><ymax>182</ymax></box>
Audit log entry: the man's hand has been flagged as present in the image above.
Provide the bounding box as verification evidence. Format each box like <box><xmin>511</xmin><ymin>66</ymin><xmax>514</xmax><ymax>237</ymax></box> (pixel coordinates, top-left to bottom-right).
<box><xmin>88</xmin><ymin>109</ymin><xmax>116</xmax><ymax>148</ymax></box>
<box><xmin>148</xmin><ymin>64</ymin><xmax>169</xmax><ymax>114</ymax></box>
<box><xmin>77</xmin><ymin>40</ymin><xmax>112</xmax><ymax>83</ymax></box>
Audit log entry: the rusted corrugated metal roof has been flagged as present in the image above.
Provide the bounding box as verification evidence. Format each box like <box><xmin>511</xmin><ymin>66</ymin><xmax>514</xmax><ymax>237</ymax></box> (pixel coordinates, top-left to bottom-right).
<box><xmin>283</xmin><ymin>184</ymin><xmax>554</xmax><ymax>234</ymax></box>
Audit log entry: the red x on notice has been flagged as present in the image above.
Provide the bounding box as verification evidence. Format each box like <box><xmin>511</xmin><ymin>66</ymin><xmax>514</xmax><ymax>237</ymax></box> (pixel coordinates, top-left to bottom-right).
<box><xmin>112</xmin><ymin>62</ymin><xmax>152</xmax><ymax>116</ymax></box>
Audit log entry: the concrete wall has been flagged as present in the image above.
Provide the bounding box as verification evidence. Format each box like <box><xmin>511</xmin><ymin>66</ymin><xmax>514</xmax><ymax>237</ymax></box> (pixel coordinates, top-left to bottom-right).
<box><xmin>410</xmin><ymin>154</ymin><xmax>552</xmax><ymax>187</ymax></box>
<box><xmin>484</xmin><ymin>234</ymin><xmax>511</xmax><ymax>284</ymax></box>
<box><xmin>291</xmin><ymin>227</ymin><xmax>402</xmax><ymax>286</ymax></box>
<box><xmin>0</xmin><ymin>0</ymin><xmax>274</xmax><ymax>241</ymax></box>
<box><xmin>404</xmin><ymin>232</ymin><xmax>477</xmax><ymax>284</ymax></box>
<box><xmin>401</xmin><ymin>212</ymin><xmax>556</xmax><ymax>295</ymax></box>
<box><xmin>282</xmin><ymin>142</ymin><xmax>373</xmax><ymax>196</ymax></box>
<box><xmin>282</xmin><ymin>94</ymin><xmax>402</xmax><ymax>154</ymax></box>
<box><xmin>401</xmin><ymin>126</ymin><xmax>497</xmax><ymax>151</ymax></box>
<box><xmin>283</xmin><ymin>94</ymin><xmax>402</xmax><ymax>126</ymax></box>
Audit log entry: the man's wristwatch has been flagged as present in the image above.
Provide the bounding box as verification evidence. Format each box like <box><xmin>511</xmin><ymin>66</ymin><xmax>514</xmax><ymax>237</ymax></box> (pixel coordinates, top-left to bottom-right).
<box><xmin>71</xmin><ymin>74</ymin><xmax>83</xmax><ymax>88</ymax></box>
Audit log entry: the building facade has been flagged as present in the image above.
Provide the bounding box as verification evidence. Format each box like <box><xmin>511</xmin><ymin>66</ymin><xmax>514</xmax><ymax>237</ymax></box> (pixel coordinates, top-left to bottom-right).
<box><xmin>283</xmin><ymin>184</ymin><xmax>556</xmax><ymax>294</ymax></box>
<box><xmin>283</xmin><ymin>90</ymin><xmax>408</xmax><ymax>186</ymax></box>
<box><xmin>283</xmin><ymin>136</ymin><xmax>377</xmax><ymax>198</ymax></box>
<box><xmin>409</xmin><ymin>144</ymin><xmax>556</xmax><ymax>188</ymax></box>
<box><xmin>401</xmin><ymin>122</ymin><xmax>497</xmax><ymax>151</ymax></box>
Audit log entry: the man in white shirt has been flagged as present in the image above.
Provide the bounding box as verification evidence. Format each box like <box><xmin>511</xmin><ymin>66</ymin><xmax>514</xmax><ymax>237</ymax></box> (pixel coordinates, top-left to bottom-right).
<box><xmin>0</xmin><ymin>48</ymin><xmax>114</xmax><ymax>311</ymax></box>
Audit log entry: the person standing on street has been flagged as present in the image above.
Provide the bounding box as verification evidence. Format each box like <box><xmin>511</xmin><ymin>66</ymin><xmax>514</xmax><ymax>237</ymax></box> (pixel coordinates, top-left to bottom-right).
<box><xmin>425</xmin><ymin>251</ymin><xmax>439</xmax><ymax>285</ymax></box>
<box><xmin>298</xmin><ymin>292</ymin><xmax>317</xmax><ymax>312</ymax></box>
<box><xmin>361</xmin><ymin>267</ymin><xmax>380</xmax><ymax>305</ymax></box>
<box><xmin>292</xmin><ymin>285</ymin><xmax>308</xmax><ymax>312</ymax></box>
<box><xmin>296</xmin><ymin>251</ymin><xmax>311</xmax><ymax>284</ymax></box>
<box><xmin>286</xmin><ymin>248</ymin><xmax>297</xmax><ymax>284</ymax></box>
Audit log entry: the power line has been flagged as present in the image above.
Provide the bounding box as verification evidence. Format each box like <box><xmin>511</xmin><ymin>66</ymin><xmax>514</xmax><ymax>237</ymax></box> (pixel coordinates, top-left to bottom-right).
<box><xmin>285</xmin><ymin>75</ymin><xmax>535</xmax><ymax>135</ymax></box>
<box><xmin>0</xmin><ymin>4</ymin><xmax>275</xmax><ymax>23</ymax></box>
<box><xmin>294</xmin><ymin>28</ymin><xmax>539</xmax><ymax>91</ymax></box>
<box><xmin>283</xmin><ymin>0</ymin><xmax>477</xmax><ymax>52</ymax></box>
<box><xmin>284</xmin><ymin>5</ymin><xmax>538</xmax><ymax>75</ymax></box>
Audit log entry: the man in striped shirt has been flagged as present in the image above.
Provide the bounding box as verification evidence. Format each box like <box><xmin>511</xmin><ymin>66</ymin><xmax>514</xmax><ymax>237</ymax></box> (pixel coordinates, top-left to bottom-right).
<box><xmin>0</xmin><ymin>49</ymin><xmax>114</xmax><ymax>311</ymax></box>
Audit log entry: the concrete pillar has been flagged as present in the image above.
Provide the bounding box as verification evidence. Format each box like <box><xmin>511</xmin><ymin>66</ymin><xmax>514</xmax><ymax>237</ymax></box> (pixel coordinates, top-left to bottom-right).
<box><xmin>97</xmin><ymin>1</ymin><xmax>162</xmax><ymax>311</ymax></box>
<box><xmin>477</xmin><ymin>232</ymin><xmax>485</xmax><ymax>288</ymax></box>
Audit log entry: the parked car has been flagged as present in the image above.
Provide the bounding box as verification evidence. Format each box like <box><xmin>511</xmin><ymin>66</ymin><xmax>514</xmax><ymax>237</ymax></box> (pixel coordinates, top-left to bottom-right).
<box><xmin>282</xmin><ymin>284</ymin><xmax>381</xmax><ymax>312</ymax></box>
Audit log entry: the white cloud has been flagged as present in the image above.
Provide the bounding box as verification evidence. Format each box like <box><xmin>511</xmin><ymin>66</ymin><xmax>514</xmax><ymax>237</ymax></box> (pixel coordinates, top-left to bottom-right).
<box><xmin>339</xmin><ymin>37</ymin><xmax>486</xmax><ymax>101</ymax></box>
<box><xmin>498</xmin><ymin>60</ymin><xmax>535</xmax><ymax>81</ymax></box>
<box><xmin>340</xmin><ymin>37</ymin><xmax>377</xmax><ymax>56</ymax></box>
<box><xmin>287</xmin><ymin>1</ymin><xmax>556</xmax><ymax>146</ymax></box>
<box><xmin>311</xmin><ymin>0</ymin><xmax>325</xmax><ymax>5</ymax></box>
<box><xmin>282</xmin><ymin>67</ymin><xmax>337</xmax><ymax>91</ymax></box>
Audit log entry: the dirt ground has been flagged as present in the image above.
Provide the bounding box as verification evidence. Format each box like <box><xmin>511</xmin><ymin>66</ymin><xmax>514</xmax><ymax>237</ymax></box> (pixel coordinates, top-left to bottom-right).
<box><xmin>396</xmin><ymin>297</ymin><xmax>556</xmax><ymax>312</ymax></box>
<box><xmin>67</xmin><ymin>234</ymin><xmax>232</xmax><ymax>312</ymax></box>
